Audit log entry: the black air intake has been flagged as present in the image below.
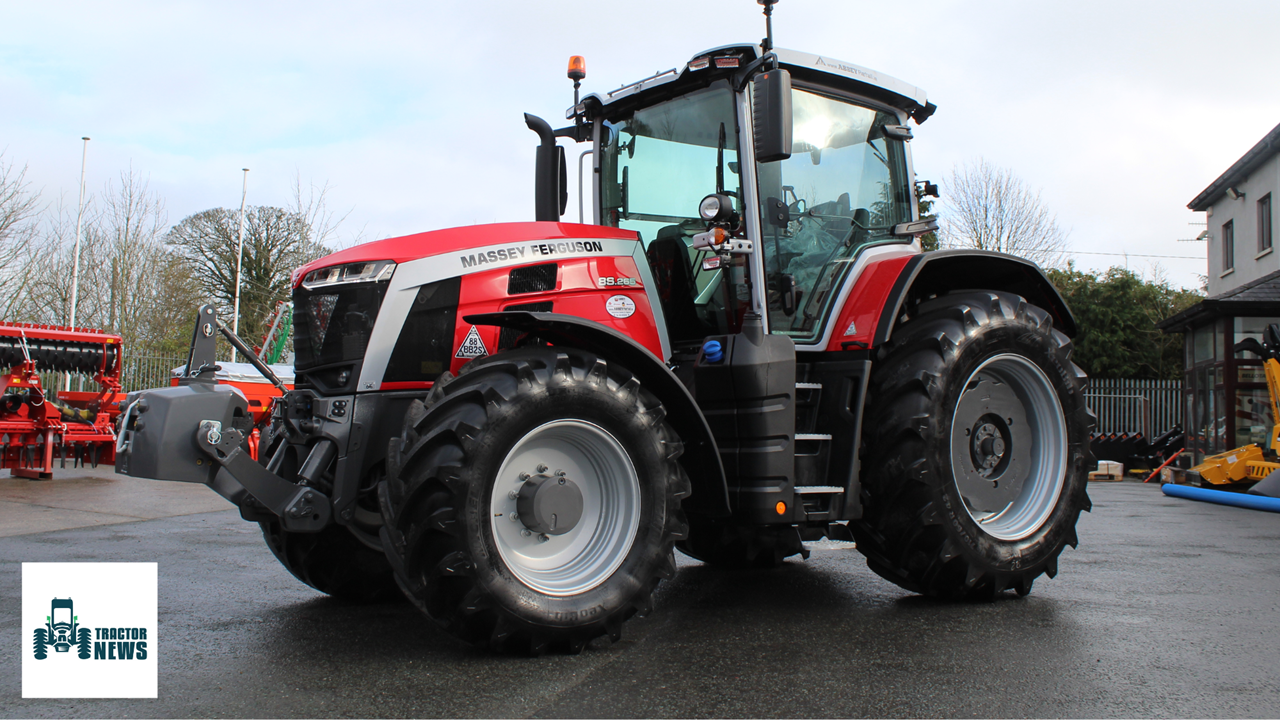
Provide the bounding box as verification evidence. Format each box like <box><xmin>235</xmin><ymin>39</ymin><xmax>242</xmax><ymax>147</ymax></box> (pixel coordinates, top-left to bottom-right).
<box><xmin>507</xmin><ymin>263</ymin><xmax>557</xmax><ymax>295</ymax></box>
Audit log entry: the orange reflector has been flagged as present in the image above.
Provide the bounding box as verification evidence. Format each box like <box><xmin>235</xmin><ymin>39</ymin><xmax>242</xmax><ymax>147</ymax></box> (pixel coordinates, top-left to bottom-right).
<box><xmin>568</xmin><ymin>55</ymin><xmax>587</xmax><ymax>81</ymax></box>
<box><xmin>775</xmin><ymin>501</ymin><xmax>787</xmax><ymax>515</ymax></box>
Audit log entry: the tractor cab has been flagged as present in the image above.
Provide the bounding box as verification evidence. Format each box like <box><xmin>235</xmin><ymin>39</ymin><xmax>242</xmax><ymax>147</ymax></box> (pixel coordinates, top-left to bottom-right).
<box><xmin>563</xmin><ymin>44</ymin><xmax>936</xmax><ymax>348</ymax></box>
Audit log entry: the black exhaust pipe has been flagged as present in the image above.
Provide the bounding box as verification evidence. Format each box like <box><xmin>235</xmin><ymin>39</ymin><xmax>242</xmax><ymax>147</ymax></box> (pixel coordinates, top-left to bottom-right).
<box><xmin>524</xmin><ymin>113</ymin><xmax>567</xmax><ymax>222</ymax></box>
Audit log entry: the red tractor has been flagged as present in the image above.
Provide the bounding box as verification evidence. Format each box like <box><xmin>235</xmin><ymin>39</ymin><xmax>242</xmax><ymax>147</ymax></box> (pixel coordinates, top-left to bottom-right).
<box><xmin>116</xmin><ymin>4</ymin><xmax>1092</xmax><ymax>654</ymax></box>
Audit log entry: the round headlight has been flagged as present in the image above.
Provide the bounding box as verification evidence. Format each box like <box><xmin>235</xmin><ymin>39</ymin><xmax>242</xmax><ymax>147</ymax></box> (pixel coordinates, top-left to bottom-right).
<box><xmin>699</xmin><ymin>195</ymin><xmax>723</xmax><ymax>221</ymax></box>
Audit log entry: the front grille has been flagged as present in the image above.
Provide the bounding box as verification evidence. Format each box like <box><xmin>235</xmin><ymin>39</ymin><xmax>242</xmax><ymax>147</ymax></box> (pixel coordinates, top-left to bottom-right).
<box><xmin>507</xmin><ymin>263</ymin><xmax>557</xmax><ymax>295</ymax></box>
<box><xmin>498</xmin><ymin>301</ymin><xmax>552</xmax><ymax>350</ymax></box>
<box><xmin>293</xmin><ymin>279</ymin><xmax>391</xmax><ymax>374</ymax></box>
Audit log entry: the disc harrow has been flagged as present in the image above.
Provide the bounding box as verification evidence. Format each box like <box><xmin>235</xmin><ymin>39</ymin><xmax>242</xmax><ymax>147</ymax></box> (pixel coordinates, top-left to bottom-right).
<box><xmin>0</xmin><ymin>322</ymin><xmax>124</xmax><ymax>479</ymax></box>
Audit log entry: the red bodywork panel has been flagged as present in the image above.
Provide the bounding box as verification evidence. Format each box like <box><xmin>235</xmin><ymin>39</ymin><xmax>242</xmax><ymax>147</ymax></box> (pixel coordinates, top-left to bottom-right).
<box><xmin>822</xmin><ymin>254</ymin><xmax>912</xmax><ymax>352</ymax></box>
<box><xmin>294</xmin><ymin>222</ymin><xmax>639</xmax><ymax>287</ymax></box>
<box><xmin>377</xmin><ymin>253</ymin><xmax>662</xmax><ymax>390</ymax></box>
<box><xmin>450</xmin><ymin>255</ymin><xmax>660</xmax><ymax>377</ymax></box>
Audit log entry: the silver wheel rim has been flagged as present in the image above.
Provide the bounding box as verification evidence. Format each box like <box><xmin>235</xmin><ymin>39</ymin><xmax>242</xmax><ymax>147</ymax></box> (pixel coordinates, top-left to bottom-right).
<box><xmin>949</xmin><ymin>353</ymin><xmax>1068</xmax><ymax>541</ymax></box>
<box><xmin>489</xmin><ymin>420</ymin><xmax>641</xmax><ymax>596</ymax></box>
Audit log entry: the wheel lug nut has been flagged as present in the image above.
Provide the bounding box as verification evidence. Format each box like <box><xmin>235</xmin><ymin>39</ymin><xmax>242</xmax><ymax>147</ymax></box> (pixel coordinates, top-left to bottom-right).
<box><xmin>518</xmin><ymin>472</ymin><xmax>530</xmax><ymax>481</ymax></box>
<box><xmin>555</xmin><ymin>469</ymin><xmax>566</xmax><ymax>477</ymax></box>
<box><xmin>508</xmin><ymin>490</ymin><xmax>519</xmax><ymax>500</ymax></box>
<box><xmin>538</xmin><ymin>533</ymin><xmax>549</xmax><ymax>543</ymax></box>
<box><xmin>509</xmin><ymin>512</ymin><xmax>521</xmax><ymax>522</ymax></box>
<box><xmin>520</xmin><ymin>528</ymin><xmax>532</xmax><ymax>537</ymax></box>
<box><xmin>536</xmin><ymin>464</ymin><xmax>548</xmax><ymax>473</ymax></box>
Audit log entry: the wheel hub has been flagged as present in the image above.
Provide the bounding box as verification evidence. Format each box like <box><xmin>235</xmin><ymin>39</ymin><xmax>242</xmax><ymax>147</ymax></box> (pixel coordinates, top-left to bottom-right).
<box><xmin>516</xmin><ymin>470</ymin><xmax>584</xmax><ymax>535</ymax></box>
<box><xmin>970</xmin><ymin>418</ymin><xmax>1010</xmax><ymax>474</ymax></box>
<box><xmin>948</xmin><ymin>354</ymin><xmax>1069</xmax><ymax>541</ymax></box>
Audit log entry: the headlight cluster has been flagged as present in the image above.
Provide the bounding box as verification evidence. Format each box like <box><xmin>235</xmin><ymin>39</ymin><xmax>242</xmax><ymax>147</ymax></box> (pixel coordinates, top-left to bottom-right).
<box><xmin>301</xmin><ymin>260</ymin><xmax>396</xmax><ymax>290</ymax></box>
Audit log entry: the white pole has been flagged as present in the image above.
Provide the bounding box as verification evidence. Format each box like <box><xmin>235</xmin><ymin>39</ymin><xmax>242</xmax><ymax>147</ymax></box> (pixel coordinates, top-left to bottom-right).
<box><xmin>231</xmin><ymin>168</ymin><xmax>249</xmax><ymax>363</ymax></box>
<box><xmin>66</xmin><ymin>136</ymin><xmax>90</xmax><ymax>392</ymax></box>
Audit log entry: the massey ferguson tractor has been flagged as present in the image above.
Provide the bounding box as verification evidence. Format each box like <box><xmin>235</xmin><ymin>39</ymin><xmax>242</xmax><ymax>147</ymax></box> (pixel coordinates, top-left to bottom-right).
<box><xmin>115</xmin><ymin>1</ymin><xmax>1093</xmax><ymax>654</ymax></box>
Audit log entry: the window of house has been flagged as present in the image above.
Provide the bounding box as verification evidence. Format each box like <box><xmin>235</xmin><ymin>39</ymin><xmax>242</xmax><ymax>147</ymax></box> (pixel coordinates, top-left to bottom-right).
<box><xmin>1223</xmin><ymin>220</ymin><xmax>1235</xmax><ymax>271</ymax></box>
<box><xmin>1259</xmin><ymin>193</ymin><xmax>1273</xmax><ymax>253</ymax></box>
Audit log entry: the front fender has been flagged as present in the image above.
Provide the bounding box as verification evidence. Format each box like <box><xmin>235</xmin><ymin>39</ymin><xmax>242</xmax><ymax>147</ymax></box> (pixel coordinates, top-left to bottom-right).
<box><xmin>465</xmin><ymin>310</ymin><xmax>730</xmax><ymax>516</ymax></box>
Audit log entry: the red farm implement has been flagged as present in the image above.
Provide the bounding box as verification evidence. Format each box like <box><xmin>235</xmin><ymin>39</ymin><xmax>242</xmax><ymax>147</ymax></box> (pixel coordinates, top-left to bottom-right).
<box><xmin>0</xmin><ymin>322</ymin><xmax>124</xmax><ymax>479</ymax></box>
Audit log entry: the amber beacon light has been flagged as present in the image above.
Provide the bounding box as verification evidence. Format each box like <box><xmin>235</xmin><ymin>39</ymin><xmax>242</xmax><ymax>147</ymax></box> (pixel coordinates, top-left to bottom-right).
<box><xmin>567</xmin><ymin>55</ymin><xmax>586</xmax><ymax>81</ymax></box>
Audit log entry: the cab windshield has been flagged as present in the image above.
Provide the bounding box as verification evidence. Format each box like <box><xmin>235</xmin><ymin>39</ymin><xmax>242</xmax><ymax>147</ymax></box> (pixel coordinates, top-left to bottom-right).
<box><xmin>757</xmin><ymin>88</ymin><xmax>912</xmax><ymax>344</ymax></box>
<box><xmin>600</xmin><ymin>82</ymin><xmax>745</xmax><ymax>341</ymax></box>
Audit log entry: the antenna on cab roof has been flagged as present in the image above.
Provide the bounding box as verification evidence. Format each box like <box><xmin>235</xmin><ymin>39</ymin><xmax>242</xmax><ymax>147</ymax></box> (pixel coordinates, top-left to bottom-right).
<box><xmin>758</xmin><ymin>0</ymin><xmax>779</xmax><ymax>56</ymax></box>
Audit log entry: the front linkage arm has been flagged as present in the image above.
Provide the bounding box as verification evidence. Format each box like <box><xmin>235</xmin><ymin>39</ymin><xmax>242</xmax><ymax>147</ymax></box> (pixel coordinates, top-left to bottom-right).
<box><xmin>194</xmin><ymin>420</ymin><xmax>331</xmax><ymax>532</ymax></box>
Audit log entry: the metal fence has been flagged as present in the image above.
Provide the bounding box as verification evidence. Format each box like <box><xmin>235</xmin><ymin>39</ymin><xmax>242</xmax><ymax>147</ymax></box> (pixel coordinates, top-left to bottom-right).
<box><xmin>120</xmin><ymin>355</ymin><xmax>184</xmax><ymax>392</ymax></box>
<box><xmin>1086</xmin><ymin>378</ymin><xmax>1184</xmax><ymax>438</ymax></box>
<box><xmin>36</xmin><ymin>354</ymin><xmax>184</xmax><ymax>396</ymax></box>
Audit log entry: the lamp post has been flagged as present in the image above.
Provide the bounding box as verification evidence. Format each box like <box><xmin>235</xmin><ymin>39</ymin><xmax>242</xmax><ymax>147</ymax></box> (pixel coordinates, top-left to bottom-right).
<box><xmin>231</xmin><ymin>168</ymin><xmax>249</xmax><ymax>362</ymax></box>
<box><xmin>66</xmin><ymin>136</ymin><xmax>90</xmax><ymax>392</ymax></box>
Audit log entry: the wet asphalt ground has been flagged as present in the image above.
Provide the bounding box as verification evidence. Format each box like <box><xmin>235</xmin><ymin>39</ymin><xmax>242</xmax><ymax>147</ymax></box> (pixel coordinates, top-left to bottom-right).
<box><xmin>3</xmin><ymin>470</ymin><xmax>1279</xmax><ymax>718</ymax></box>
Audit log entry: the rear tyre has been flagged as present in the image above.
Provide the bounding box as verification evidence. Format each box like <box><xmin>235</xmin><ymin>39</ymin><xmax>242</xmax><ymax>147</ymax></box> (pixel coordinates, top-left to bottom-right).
<box><xmin>852</xmin><ymin>291</ymin><xmax>1093</xmax><ymax>598</ymax></box>
<box><xmin>379</xmin><ymin>347</ymin><xmax>688</xmax><ymax>654</ymax></box>
<box><xmin>33</xmin><ymin>628</ymin><xmax>48</xmax><ymax>660</ymax></box>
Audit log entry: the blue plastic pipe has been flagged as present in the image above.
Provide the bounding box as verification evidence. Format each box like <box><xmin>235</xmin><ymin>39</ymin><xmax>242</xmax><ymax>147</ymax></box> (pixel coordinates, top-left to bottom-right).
<box><xmin>1162</xmin><ymin>483</ymin><xmax>1280</xmax><ymax>513</ymax></box>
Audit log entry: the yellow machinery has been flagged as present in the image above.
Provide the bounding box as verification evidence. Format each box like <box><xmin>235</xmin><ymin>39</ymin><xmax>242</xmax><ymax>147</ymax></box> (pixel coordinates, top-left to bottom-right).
<box><xmin>1193</xmin><ymin>333</ymin><xmax>1280</xmax><ymax>485</ymax></box>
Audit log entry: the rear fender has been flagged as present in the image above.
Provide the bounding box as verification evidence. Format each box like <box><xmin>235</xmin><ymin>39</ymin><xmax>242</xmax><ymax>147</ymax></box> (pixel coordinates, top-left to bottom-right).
<box><xmin>868</xmin><ymin>250</ymin><xmax>1077</xmax><ymax>349</ymax></box>
<box><xmin>465</xmin><ymin>311</ymin><xmax>731</xmax><ymax>516</ymax></box>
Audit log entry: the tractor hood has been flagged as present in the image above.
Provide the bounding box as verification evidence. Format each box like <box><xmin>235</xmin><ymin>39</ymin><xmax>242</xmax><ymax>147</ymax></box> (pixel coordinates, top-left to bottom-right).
<box><xmin>293</xmin><ymin>222</ymin><xmax>639</xmax><ymax>288</ymax></box>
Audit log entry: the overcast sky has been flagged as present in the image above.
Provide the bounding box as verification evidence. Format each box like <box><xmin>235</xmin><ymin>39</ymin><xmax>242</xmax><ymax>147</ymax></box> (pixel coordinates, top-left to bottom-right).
<box><xmin>5</xmin><ymin>0</ymin><xmax>1278</xmax><ymax>289</ymax></box>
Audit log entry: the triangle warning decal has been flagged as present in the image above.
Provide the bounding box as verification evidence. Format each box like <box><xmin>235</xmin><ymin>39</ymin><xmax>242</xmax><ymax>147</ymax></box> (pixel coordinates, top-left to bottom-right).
<box><xmin>455</xmin><ymin>325</ymin><xmax>489</xmax><ymax>359</ymax></box>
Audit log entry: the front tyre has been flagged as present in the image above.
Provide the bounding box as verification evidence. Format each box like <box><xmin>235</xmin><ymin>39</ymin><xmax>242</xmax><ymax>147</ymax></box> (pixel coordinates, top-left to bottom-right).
<box><xmin>379</xmin><ymin>347</ymin><xmax>688</xmax><ymax>654</ymax></box>
<box><xmin>852</xmin><ymin>291</ymin><xmax>1093</xmax><ymax>598</ymax></box>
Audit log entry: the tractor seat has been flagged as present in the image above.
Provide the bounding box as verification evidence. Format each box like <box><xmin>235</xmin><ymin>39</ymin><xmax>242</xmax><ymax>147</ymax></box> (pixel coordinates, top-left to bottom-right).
<box><xmin>646</xmin><ymin>227</ymin><xmax>709</xmax><ymax>343</ymax></box>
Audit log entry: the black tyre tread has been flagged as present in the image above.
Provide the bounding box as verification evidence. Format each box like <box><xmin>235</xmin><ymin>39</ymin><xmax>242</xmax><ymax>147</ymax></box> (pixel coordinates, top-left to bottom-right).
<box><xmin>260</xmin><ymin>519</ymin><xmax>401</xmax><ymax>602</ymax></box>
<box><xmin>77</xmin><ymin>627</ymin><xmax>92</xmax><ymax>658</ymax></box>
<box><xmin>852</xmin><ymin>290</ymin><xmax>1094</xmax><ymax>599</ymax></box>
<box><xmin>33</xmin><ymin>628</ymin><xmax>48</xmax><ymax>660</ymax></box>
<box><xmin>379</xmin><ymin>347</ymin><xmax>688</xmax><ymax>654</ymax></box>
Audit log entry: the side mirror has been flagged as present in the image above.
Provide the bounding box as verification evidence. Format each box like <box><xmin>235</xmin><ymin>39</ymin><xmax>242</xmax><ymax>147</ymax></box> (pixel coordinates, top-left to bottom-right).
<box><xmin>752</xmin><ymin>69</ymin><xmax>792</xmax><ymax>163</ymax></box>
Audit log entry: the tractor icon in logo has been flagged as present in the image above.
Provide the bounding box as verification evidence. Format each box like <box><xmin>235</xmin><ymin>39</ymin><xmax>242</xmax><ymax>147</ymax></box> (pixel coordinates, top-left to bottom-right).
<box><xmin>33</xmin><ymin>598</ymin><xmax>91</xmax><ymax>660</ymax></box>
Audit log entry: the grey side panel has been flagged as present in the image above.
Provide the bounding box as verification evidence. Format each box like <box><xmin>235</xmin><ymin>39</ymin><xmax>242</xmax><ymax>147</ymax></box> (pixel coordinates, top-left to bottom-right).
<box><xmin>465</xmin><ymin>311</ymin><xmax>731</xmax><ymax>516</ymax></box>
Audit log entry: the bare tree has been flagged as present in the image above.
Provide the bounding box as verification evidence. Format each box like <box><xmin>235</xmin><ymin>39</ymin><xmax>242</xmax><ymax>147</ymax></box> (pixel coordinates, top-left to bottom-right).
<box><xmin>19</xmin><ymin>195</ymin><xmax>90</xmax><ymax>326</ymax></box>
<box><xmin>291</xmin><ymin>174</ymin><xmax>359</xmax><ymax>253</ymax></box>
<box><xmin>0</xmin><ymin>154</ymin><xmax>43</xmax><ymax>319</ymax></box>
<box><xmin>939</xmin><ymin>158</ymin><xmax>1067</xmax><ymax>267</ymax></box>
<box><xmin>20</xmin><ymin>170</ymin><xmax>186</xmax><ymax>354</ymax></box>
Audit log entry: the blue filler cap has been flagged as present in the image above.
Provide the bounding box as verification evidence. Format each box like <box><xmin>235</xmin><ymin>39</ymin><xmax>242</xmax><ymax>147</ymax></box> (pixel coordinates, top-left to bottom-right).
<box><xmin>703</xmin><ymin>340</ymin><xmax>723</xmax><ymax>363</ymax></box>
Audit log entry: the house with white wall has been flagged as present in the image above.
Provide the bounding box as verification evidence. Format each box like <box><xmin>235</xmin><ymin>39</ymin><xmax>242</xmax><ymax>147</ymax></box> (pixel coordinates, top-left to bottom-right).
<box><xmin>1159</xmin><ymin>122</ymin><xmax>1280</xmax><ymax>462</ymax></box>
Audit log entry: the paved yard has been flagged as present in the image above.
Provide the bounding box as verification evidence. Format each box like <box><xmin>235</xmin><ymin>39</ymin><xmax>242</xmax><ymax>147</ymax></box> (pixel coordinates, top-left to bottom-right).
<box><xmin>2</xmin><ymin>470</ymin><xmax>1278</xmax><ymax>717</ymax></box>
